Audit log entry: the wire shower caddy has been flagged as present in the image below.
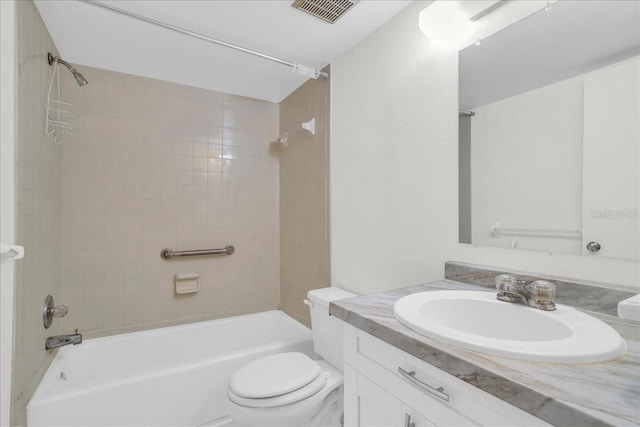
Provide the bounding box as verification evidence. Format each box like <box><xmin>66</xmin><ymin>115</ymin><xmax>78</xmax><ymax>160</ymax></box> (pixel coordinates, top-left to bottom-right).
<box><xmin>46</xmin><ymin>58</ymin><xmax>74</xmax><ymax>144</ymax></box>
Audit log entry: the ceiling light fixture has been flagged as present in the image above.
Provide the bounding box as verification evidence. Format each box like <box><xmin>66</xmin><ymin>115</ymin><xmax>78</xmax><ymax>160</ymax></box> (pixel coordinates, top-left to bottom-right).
<box><xmin>469</xmin><ymin>1</ymin><xmax>507</xmax><ymax>22</ymax></box>
<box><xmin>419</xmin><ymin>2</ymin><xmax>475</xmax><ymax>48</ymax></box>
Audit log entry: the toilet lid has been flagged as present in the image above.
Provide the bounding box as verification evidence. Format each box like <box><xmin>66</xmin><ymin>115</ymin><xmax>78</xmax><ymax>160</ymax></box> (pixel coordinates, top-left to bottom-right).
<box><xmin>229</xmin><ymin>352</ymin><xmax>322</xmax><ymax>399</ymax></box>
<box><xmin>227</xmin><ymin>371</ymin><xmax>327</xmax><ymax>408</ymax></box>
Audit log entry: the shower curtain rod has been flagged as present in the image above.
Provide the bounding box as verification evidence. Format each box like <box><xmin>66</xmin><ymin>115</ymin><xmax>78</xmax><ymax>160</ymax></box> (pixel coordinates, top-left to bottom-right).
<box><xmin>82</xmin><ymin>0</ymin><xmax>329</xmax><ymax>79</ymax></box>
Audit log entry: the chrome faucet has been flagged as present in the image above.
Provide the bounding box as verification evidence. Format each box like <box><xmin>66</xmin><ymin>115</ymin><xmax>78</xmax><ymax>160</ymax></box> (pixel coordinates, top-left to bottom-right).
<box><xmin>45</xmin><ymin>329</ymin><xmax>82</xmax><ymax>350</ymax></box>
<box><xmin>495</xmin><ymin>274</ymin><xmax>557</xmax><ymax>311</ymax></box>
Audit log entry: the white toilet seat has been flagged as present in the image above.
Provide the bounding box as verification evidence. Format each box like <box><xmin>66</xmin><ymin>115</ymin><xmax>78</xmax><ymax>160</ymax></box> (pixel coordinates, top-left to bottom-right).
<box><xmin>228</xmin><ymin>353</ymin><xmax>328</xmax><ymax>408</ymax></box>
<box><xmin>227</xmin><ymin>359</ymin><xmax>343</xmax><ymax>426</ymax></box>
<box><xmin>228</xmin><ymin>371</ymin><xmax>327</xmax><ymax>408</ymax></box>
<box><xmin>229</xmin><ymin>352</ymin><xmax>322</xmax><ymax>400</ymax></box>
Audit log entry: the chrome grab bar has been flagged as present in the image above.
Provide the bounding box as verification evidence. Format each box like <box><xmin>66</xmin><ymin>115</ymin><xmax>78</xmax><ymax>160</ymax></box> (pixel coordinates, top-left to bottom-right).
<box><xmin>398</xmin><ymin>367</ymin><xmax>450</xmax><ymax>402</ymax></box>
<box><xmin>160</xmin><ymin>245</ymin><xmax>235</xmax><ymax>260</ymax></box>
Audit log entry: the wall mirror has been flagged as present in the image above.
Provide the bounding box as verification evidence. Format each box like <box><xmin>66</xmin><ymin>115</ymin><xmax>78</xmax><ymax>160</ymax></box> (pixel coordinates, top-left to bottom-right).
<box><xmin>458</xmin><ymin>0</ymin><xmax>639</xmax><ymax>261</ymax></box>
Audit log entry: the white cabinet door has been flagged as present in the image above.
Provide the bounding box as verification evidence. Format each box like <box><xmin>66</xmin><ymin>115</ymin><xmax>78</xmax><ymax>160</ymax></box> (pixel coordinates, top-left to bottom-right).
<box><xmin>357</xmin><ymin>373</ymin><xmax>403</xmax><ymax>427</ymax></box>
<box><xmin>403</xmin><ymin>404</ymin><xmax>434</xmax><ymax>427</ymax></box>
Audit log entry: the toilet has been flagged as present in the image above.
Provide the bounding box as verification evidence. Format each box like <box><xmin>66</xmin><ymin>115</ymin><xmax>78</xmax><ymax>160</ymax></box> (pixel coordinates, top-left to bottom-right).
<box><xmin>226</xmin><ymin>287</ymin><xmax>355</xmax><ymax>427</ymax></box>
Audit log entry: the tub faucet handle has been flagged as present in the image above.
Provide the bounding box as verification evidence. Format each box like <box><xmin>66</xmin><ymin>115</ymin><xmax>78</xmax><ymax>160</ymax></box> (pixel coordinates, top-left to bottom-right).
<box><xmin>43</xmin><ymin>295</ymin><xmax>69</xmax><ymax>329</ymax></box>
<box><xmin>50</xmin><ymin>304</ymin><xmax>69</xmax><ymax>318</ymax></box>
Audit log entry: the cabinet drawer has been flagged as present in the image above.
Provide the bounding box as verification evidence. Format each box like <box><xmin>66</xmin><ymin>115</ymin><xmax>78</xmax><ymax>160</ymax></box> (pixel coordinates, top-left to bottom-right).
<box><xmin>355</xmin><ymin>330</ymin><xmax>550</xmax><ymax>427</ymax></box>
<box><xmin>357</xmin><ymin>352</ymin><xmax>477</xmax><ymax>426</ymax></box>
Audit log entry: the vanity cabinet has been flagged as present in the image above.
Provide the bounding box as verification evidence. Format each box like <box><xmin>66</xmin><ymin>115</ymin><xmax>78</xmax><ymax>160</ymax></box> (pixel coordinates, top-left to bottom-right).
<box><xmin>343</xmin><ymin>325</ymin><xmax>550</xmax><ymax>427</ymax></box>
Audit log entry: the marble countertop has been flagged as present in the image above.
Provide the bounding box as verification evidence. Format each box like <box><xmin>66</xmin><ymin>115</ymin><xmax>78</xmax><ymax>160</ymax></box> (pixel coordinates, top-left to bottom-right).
<box><xmin>330</xmin><ymin>280</ymin><xmax>640</xmax><ymax>426</ymax></box>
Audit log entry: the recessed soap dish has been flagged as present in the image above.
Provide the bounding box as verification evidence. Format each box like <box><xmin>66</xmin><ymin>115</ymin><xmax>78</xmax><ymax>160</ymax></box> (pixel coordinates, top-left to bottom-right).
<box><xmin>175</xmin><ymin>273</ymin><xmax>199</xmax><ymax>295</ymax></box>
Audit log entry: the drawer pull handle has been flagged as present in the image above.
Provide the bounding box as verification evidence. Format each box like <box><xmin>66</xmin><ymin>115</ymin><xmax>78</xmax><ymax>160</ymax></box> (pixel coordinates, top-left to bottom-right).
<box><xmin>398</xmin><ymin>367</ymin><xmax>450</xmax><ymax>402</ymax></box>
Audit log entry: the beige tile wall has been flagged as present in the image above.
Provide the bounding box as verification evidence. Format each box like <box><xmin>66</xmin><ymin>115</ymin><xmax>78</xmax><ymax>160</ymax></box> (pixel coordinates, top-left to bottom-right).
<box><xmin>12</xmin><ymin>2</ymin><xmax>63</xmax><ymax>424</ymax></box>
<box><xmin>57</xmin><ymin>66</ymin><xmax>280</xmax><ymax>336</ymax></box>
<box><xmin>279</xmin><ymin>68</ymin><xmax>331</xmax><ymax>327</ymax></box>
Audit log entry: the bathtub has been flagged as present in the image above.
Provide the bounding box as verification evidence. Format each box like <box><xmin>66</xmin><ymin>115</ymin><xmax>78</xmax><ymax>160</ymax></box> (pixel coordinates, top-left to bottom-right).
<box><xmin>28</xmin><ymin>311</ymin><xmax>314</xmax><ymax>426</ymax></box>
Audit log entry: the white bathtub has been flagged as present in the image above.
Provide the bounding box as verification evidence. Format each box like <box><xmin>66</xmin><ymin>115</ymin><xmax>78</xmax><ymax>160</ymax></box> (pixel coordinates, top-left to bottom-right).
<box><xmin>28</xmin><ymin>311</ymin><xmax>314</xmax><ymax>427</ymax></box>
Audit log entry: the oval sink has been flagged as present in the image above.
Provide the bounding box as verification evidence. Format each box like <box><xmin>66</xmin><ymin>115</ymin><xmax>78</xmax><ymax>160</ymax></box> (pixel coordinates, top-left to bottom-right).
<box><xmin>393</xmin><ymin>290</ymin><xmax>626</xmax><ymax>363</ymax></box>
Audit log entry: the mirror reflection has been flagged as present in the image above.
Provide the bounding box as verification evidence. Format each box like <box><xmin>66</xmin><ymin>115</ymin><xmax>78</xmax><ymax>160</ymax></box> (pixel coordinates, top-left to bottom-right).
<box><xmin>459</xmin><ymin>0</ymin><xmax>639</xmax><ymax>260</ymax></box>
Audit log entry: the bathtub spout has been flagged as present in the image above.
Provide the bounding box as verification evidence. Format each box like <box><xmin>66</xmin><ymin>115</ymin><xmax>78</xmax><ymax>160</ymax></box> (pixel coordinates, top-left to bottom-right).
<box><xmin>46</xmin><ymin>329</ymin><xmax>82</xmax><ymax>350</ymax></box>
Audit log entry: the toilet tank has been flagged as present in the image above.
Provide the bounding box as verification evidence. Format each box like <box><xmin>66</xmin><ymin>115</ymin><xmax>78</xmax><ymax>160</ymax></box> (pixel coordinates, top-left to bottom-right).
<box><xmin>306</xmin><ymin>287</ymin><xmax>356</xmax><ymax>369</ymax></box>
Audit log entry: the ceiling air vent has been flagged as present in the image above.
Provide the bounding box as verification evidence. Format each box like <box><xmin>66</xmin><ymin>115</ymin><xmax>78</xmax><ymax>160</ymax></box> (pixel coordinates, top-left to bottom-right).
<box><xmin>292</xmin><ymin>0</ymin><xmax>359</xmax><ymax>24</ymax></box>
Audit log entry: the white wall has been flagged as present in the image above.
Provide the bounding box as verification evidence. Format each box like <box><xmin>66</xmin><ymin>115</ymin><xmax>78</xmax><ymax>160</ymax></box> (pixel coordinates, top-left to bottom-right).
<box><xmin>331</xmin><ymin>0</ymin><xmax>456</xmax><ymax>294</ymax></box>
<box><xmin>330</xmin><ymin>0</ymin><xmax>640</xmax><ymax>294</ymax></box>
<box><xmin>0</xmin><ymin>2</ymin><xmax>16</xmax><ymax>425</ymax></box>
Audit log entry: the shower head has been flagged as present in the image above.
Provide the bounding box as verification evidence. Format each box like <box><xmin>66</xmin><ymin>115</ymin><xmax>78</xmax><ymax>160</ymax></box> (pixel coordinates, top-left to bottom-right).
<box><xmin>47</xmin><ymin>52</ymin><xmax>88</xmax><ymax>86</ymax></box>
<box><xmin>70</xmin><ymin>69</ymin><xmax>89</xmax><ymax>87</ymax></box>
